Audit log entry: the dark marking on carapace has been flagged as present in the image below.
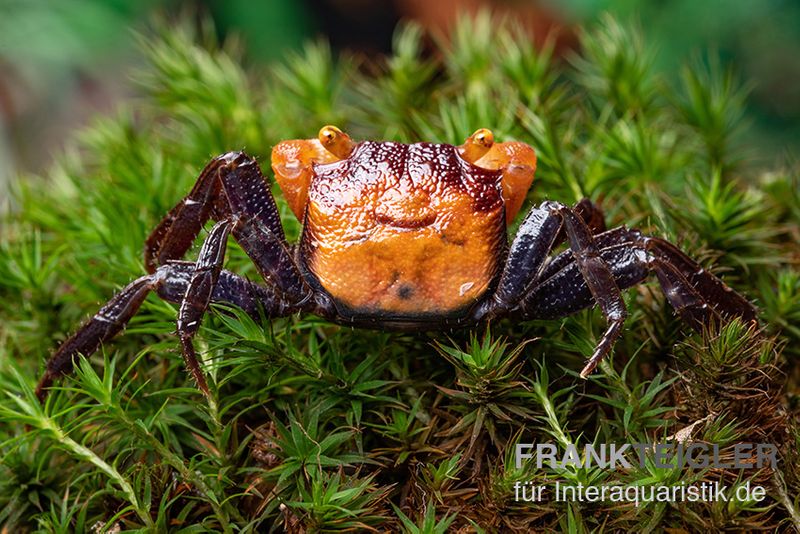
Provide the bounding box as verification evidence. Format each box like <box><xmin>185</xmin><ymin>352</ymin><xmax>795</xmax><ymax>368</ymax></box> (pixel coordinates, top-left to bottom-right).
<box><xmin>397</xmin><ymin>284</ymin><xmax>414</xmax><ymax>300</ymax></box>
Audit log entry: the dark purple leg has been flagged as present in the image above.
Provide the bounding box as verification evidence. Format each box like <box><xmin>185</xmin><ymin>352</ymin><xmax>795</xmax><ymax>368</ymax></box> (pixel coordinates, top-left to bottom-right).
<box><xmin>518</xmin><ymin>227</ymin><xmax>757</xmax><ymax>376</ymax></box>
<box><xmin>556</xmin><ymin>198</ymin><xmax>606</xmax><ymax>241</ymax></box>
<box><xmin>490</xmin><ymin>199</ymin><xmax>606</xmax><ymax>311</ymax></box>
<box><xmin>36</xmin><ymin>276</ymin><xmax>154</xmax><ymax>400</ymax></box>
<box><xmin>556</xmin><ymin>206</ymin><xmax>628</xmax><ymax>375</ymax></box>
<box><xmin>145</xmin><ymin>161</ymin><xmax>218</xmax><ymax>273</ymax></box>
<box><xmin>36</xmin><ymin>263</ymin><xmax>292</xmax><ymax>400</ymax></box>
<box><xmin>176</xmin><ymin>220</ymin><xmax>232</xmax><ymax>395</ymax></box>
<box><xmin>483</xmin><ymin>200</ymin><xmax>628</xmax><ymax>377</ymax></box>
<box><xmin>145</xmin><ymin>151</ymin><xmax>307</xmax><ymax>301</ymax></box>
<box><xmin>154</xmin><ymin>153</ymin><xmax>310</xmax><ymax>394</ymax></box>
<box><xmin>39</xmin><ymin>151</ymin><xmax>307</xmax><ymax>399</ymax></box>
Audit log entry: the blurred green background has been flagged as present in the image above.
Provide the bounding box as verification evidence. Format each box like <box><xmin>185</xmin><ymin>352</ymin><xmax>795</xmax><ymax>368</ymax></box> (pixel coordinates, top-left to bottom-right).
<box><xmin>1</xmin><ymin>0</ymin><xmax>798</xmax><ymax>213</ymax></box>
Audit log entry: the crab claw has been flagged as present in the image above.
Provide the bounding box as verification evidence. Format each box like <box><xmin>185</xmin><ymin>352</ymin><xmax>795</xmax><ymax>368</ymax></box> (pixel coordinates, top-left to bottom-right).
<box><xmin>458</xmin><ymin>128</ymin><xmax>495</xmax><ymax>163</ymax></box>
<box><xmin>318</xmin><ymin>125</ymin><xmax>355</xmax><ymax>159</ymax></box>
<box><xmin>461</xmin><ymin>129</ymin><xmax>537</xmax><ymax>223</ymax></box>
<box><xmin>272</xmin><ymin>126</ymin><xmax>357</xmax><ymax>220</ymax></box>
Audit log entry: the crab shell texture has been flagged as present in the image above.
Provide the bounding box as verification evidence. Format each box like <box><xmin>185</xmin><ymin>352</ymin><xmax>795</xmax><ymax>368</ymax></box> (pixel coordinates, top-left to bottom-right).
<box><xmin>271</xmin><ymin>133</ymin><xmax>537</xmax><ymax>319</ymax></box>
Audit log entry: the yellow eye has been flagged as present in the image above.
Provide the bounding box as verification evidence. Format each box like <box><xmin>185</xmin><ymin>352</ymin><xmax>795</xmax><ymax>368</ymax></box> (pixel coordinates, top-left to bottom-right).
<box><xmin>318</xmin><ymin>125</ymin><xmax>355</xmax><ymax>159</ymax></box>
<box><xmin>472</xmin><ymin>128</ymin><xmax>494</xmax><ymax>148</ymax></box>
<box><xmin>459</xmin><ymin>128</ymin><xmax>495</xmax><ymax>163</ymax></box>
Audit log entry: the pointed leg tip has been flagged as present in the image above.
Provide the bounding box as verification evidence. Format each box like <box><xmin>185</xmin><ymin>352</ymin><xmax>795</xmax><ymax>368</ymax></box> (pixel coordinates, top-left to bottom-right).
<box><xmin>35</xmin><ymin>372</ymin><xmax>55</xmax><ymax>403</ymax></box>
<box><xmin>34</xmin><ymin>384</ymin><xmax>48</xmax><ymax>403</ymax></box>
<box><xmin>579</xmin><ymin>358</ymin><xmax>599</xmax><ymax>378</ymax></box>
<box><xmin>196</xmin><ymin>376</ymin><xmax>212</xmax><ymax>398</ymax></box>
<box><xmin>179</xmin><ymin>335</ymin><xmax>212</xmax><ymax>398</ymax></box>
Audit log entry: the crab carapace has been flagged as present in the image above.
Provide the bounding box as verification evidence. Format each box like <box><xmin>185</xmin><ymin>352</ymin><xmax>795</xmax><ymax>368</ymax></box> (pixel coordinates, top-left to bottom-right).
<box><xmin>36</xmin><ymin>126</ymin><xmax>758</xmax><ymax>399</ymax></box>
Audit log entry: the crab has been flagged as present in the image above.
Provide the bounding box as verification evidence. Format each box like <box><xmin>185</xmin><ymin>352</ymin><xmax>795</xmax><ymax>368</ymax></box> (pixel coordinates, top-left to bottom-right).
<box><xmin>36</xmin><ymin>126</ymin><xmax>758</xmax><ymax>399</ymax></box>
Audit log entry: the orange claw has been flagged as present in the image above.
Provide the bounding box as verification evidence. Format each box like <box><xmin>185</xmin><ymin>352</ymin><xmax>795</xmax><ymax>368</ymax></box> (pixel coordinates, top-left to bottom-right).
<box><xmin>460</xmin><ymin>130</ymin><xmax>537</xmax><ymax>223</ymax></box>
<box><xmin>272</xmin><ymin>126</ymin><xmax>354</xmax><ymax>220</ymax></box>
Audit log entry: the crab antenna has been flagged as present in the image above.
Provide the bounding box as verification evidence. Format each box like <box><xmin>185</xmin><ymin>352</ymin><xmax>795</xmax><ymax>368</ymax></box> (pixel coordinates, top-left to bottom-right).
<box><xmin>459</xmin><ymin>128</ymin><xmax>494</xmax><ymax>163</ymax></box>
<box><xmin>318</xmin><ymin>125</ymin><xmax>355</xmax><ymax>159</ymax></box>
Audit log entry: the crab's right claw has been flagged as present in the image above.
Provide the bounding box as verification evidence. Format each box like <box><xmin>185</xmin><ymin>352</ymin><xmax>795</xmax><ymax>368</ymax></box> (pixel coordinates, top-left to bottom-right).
<box><xmin>271</xmin><ymin>125</ymin><xmax>356</xmax><ymax>220</ymax></box>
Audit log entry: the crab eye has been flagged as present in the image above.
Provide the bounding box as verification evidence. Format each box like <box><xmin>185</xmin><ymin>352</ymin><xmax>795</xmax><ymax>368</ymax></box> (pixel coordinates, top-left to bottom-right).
<box><xmin>318</xmin><ymin>125</ymin><xmax>355</xmax><ymax>159</ymax></box>
<box><xmin>459</xmin><ymin>128</ymin><xmax>495</xmax><ymax>163</ymax></box>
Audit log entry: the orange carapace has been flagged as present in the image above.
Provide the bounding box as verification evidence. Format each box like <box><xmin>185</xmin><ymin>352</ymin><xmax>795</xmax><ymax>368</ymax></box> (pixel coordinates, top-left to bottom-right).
<box><xmin>271</xmin><ymin>127</ymin><xmax>537</xmax><ymax>317</ymax></box>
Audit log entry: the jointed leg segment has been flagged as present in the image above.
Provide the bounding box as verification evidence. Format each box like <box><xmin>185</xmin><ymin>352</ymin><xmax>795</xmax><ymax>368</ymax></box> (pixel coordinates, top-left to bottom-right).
<box><xmin>38</xmin><ymin>152</ymin><xmax>307</xmax><ymax>399</ymax></box>
<box><xmin>489</xmin><ymin>199</ymin><xmax>628</xmax><ymax>377</ymax></box>
<box><xmin>176</xmin><ymin>219</ymin><xmax>232</xmax><ymax>395</ymax></box>
<box><xmin>36</xmin><ymin>262</ymin><xmax>293</xmax><ymax>399</ymax></box>
<box><xmin>485</xmin><ymin>199</ymin><xmax>756</xmax><ymax>378</ymax></box>
<box><xmin>523</xmin><ymin>228</ymin><xmax>757</xmax><ymax>326</ymax></box>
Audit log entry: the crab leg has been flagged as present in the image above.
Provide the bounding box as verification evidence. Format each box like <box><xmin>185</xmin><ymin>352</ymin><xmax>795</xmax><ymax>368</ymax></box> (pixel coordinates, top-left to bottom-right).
<box><xmin>176</xmin><ymin>220</ymin><xmax>231</xmax><ymax>395</ymax></box>
<box><xmin>174</xmin><ymin>213</ymin><xmax>300</xmax><ymax>395</ymax></box>
<box><xmin>557</xmin><ymin>198</ymin><xmax>606</xmax><ymax>239</ymax></box>
<box><xmin>158</xmin><ymin>153</ymin><xmax>316</xmax><ymax>394</ymax></box>
<box><xmin>490</xmin><ymin>200</ymin><xmax>613</xmax><ymax>311</ymax></box>
<box><xmin>36</xmin><ymin>263</ymin><xmax>293</xmax><ymax>400</ymax></box>
<box><xmin>145</xmin><ymin>151</ymin><xmax>308</xmax><ymax>302</ymax></box>
<box><xmin>39</xmin><ymin>151</ymin><xmax>309</xmax><ymax>399</ymax></box>
<box><xmin>144</xmin><ymin>159</ymin><xmax>219</xmax><ymax>273</ymax></box>
<box><xmin>518</xmin><ymin>226</ymin><xmax>757</xmax><ymax>375</ymax></box>
<box><xmin>486</xmin><ymin>200</ymin><xmax>629</xmax><ymax>377</ymax></box>
<box><xmin>555</xmin><ymin>205</ymin><xmax>629</xmax><ymax>375</ymax></box>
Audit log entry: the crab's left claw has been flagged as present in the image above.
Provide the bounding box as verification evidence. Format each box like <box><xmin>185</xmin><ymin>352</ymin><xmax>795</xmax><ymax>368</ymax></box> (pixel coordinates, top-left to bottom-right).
<box><xmin>272</xmin><ymin>125</ymin><xmax>356</xmax><ymax>220</ymax></box>
<box><xmin>459</xmin><ymin>128</ymin><xmax>537</xmax><ymax>223</ymax></box>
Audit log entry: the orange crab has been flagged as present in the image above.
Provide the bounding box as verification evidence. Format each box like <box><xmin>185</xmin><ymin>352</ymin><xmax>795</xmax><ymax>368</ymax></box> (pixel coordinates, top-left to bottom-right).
<box><xmin>37</xmin><ymin>127</ymin><xmax>757</xmax><ymax>398</ymax></box>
